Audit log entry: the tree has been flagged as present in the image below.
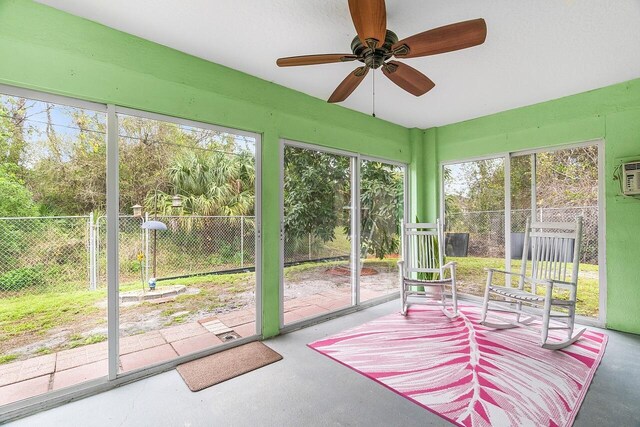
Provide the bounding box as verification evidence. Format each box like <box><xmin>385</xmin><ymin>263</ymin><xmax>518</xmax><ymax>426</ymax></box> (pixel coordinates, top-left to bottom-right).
<box><xmin>283</xmin><ymin>146</ymin><xmax>350</xmax><ymax>243</ymax></box>
<box><xmin>159</xmin><ymin>149</ymin><xmax>255</xmax><ymax>216</ymax></box>
<box><xmin>30</xmin><ymin>108</ymin><xmax>107</xmax><ymax>215</ymax></box>
<box><xmin>0</xmin><ymin>166</ymin><xmax>38</xmax><ymax>217</ymax></box>
<box><xmin>357</xmin><ymin>161</ymin><xmax>403</xmax><ymax>259</ymax></box>
<box><xmin>283</xmin><ymin>147</ymin><xmax>404</xmax><ymax>260</ymax></box>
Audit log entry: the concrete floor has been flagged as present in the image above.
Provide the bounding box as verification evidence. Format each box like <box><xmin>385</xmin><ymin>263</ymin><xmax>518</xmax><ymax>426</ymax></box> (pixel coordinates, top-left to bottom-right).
<box><xmin>8</xmin><ymin>300</ymin><xmax>640</xmax><ymax>427</ymax></box>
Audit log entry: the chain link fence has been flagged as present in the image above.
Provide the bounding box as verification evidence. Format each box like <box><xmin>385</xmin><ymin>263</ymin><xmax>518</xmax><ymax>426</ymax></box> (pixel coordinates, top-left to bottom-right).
<box><xmin>0</xmin><ymin>212</ymin><xmax>358</xmax><ymax>297</ymax></box>
<box><xmin>0</xmin><ymin>215</ymin><xmax>94</xmax><ymax>295</ymax></box>
<box><xmin>283</xmin><ymin>231</ymin><xmax>351</xmax><ymax>265</ymax></box>
<box><xmin>0</xmin><ymin>206</ymin><xmax>598</xmax><ymax>296</ymax></box>
<box><xmin>446</xmin><ymin>206</ymin><xmax>598</xmax><ymax>264</ymax></box>
<box><xmin>96</xmin><ymin>215</ymin><xmax>257</xmax><ymax>287</ymax></box>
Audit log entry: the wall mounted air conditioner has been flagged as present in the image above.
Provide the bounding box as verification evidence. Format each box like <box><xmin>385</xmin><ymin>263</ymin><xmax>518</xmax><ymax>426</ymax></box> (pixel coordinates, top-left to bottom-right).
<box><xmin>623</xmin><ymin>161</ymin><xmax>640</xmax><ymax>195</ymax></box>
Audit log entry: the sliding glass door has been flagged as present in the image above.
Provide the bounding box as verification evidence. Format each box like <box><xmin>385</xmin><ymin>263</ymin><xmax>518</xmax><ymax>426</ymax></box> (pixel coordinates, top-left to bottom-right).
<box><xmin>116</xmin><ymin>109</ymin><xmax>260</xmax><ymax>372</ymax></box>
<box><xmin>281</xmin><ymin>144</ymin><xmax>355</xmax><ymax>325</ymax></box>
<box><xmin>509</xmin><ymin>145</ymin><xmax>601</xmax><ymax>319</ymax></box>
<box><xmin>442</xmin><ymin>141</ymin><xmax>604</xmax><ymax>323</ymax></box>
<box><xmin>0</xmin><ymin>89</ymin><xmax>108</xmax><ymax>405</ymax></box>
<box><xmin>442</xmin><ymin>157</ymin><xmax>506</xmax><ymax>296</ymax></box>
<box><xmin>280</xmin><ymin>142</ymin><xmax>406</xmax><ymax>327</ymax></box>
<box><xmin>359</xmin><ymin>159</ymin><xmax>405</xmax><ymax>303</ymax></box>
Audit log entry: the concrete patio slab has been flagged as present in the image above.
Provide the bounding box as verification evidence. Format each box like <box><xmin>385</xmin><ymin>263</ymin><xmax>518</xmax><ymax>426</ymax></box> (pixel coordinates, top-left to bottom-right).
<box><xmin>283</xmin><ymin>298</ymin><xmax>314</xmax><ymax>310</ymax></box>
<box><xmin>160</xmin><ymin>323</ymin><xmax>208</xmax><ymax>343</ymax></box>
<box><xmin>0</xmin><ymin>361</ymin><xmax>23</xmax><ymax>387</ymax></box>
<box><xmin>18</xmin><ymin>353</ymin><xmax>57</xmax><ymax>382</ymax></box>
<box><xmin>52</xmin><ymin>360</ymin><xmax>108</xmax><ymax>390</ymax></box>
<box><xmin>119</xmin><ymin>344</ymin><xmax>178</xmax><ymax>372</ymax></box>
<box><xmin>217</xmin><ymin>310</ymin><xmax>255</xmax><ymax>327</ymax></box>
<box><xmin>0</xmin><ymin>375</ymin><xmax>50</xmax><ymax>406</ymax></box>
<box><xmin>283</xmin><ymin>310</ymin><xmax>304</xmax><ymax>324</ymax></box>
<box><xmin>170</xmin><ymin>333</ymin><xmax>223</xmax><ymax>357</ymax></box>
<box><xmin>232</xmin><ymin>322</ymin><xmax>257</xmax><ymax>338</ymax></box>
<box><xmin>200</xmin><ymin>319</ymin><xmax>233</xmax><ymax>335</ymax></box>
<box><xmin>120</xmin><ymin>331</ymin><xmax>166</xmax><ymax>355</ymax></box>
<box><xmin>287</xmin><ymin>305</ymin><xmax>328</xmax><ymax>320</ymax></box>
<box><xmin>56</xmin><ymin>342</ymin><xmax>108</xmax><ymax>371</ymax></box>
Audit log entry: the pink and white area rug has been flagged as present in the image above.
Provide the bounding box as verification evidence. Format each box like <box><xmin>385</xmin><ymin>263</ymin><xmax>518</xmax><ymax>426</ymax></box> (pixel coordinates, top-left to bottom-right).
<box><xmin>308</xmin><ymin>305</ymin><xmax>607</xmax><ymax>427</ymax></box>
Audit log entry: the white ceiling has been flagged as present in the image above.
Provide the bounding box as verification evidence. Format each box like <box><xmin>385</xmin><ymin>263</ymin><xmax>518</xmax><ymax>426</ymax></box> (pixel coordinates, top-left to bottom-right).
<box><xmin>37</xmin><ymin>0</ymin><xmax>640</xmax><ymax>128</ymax></box>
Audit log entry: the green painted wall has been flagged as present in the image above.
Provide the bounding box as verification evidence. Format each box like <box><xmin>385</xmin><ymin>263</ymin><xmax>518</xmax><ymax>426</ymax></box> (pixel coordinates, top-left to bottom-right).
<box><xmin>0</xmin><ymin>0</ymin><xmax>411</xmax><ymax>338</ymax></box>
<box><xmin>423</xmin><ymin>79</ymin><xmax>640</xmax><ymax>334</ymax></box>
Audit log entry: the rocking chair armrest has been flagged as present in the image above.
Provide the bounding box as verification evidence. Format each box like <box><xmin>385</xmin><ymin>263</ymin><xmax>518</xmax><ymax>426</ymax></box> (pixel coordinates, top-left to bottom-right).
<box><xmin>549</xmin><ymin>278</ymin><xmax>577</xmax><ymax>287</ymax></box>
<box><xmin>442</xmin><ymin>261</ymin><xmax>457</xmax><ymax>270</ymax></box>
<box><xmin>483</xmin><ymin>268</ymin><xmax>525</xmax><ymax>278</ymax></box>
<box><xmin>522</xmin><ymin>276</ymin><xmax>554</xmax><ymax>288</ymax></box>
<box><xmin>397</xmin><ymin>260</ymin><xmax>404</xmax><ymax>267</ymax></box>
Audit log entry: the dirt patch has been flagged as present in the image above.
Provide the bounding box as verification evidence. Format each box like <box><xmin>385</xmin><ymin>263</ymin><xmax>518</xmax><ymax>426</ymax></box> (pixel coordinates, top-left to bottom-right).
<box><xmin>284</xmin><ymin>263</ymin><xmax>397</xmax><ymax>299</ymax></box>
<box><xmin>326</xmin><ymin>266</ymin><xmax>378</xmax><ymax>276</ymax></box>
<box><xmin>4</xmin><ymin>262</ymin><xmax>399</xmax><ymax>361</ymax></box>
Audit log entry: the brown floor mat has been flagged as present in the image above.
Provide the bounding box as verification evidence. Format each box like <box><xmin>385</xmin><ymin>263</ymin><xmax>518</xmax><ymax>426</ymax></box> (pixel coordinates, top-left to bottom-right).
<box><xmin>176</xmin><ymin>341</ymin><xmax>282</xmax><ymax>391</ymax></box>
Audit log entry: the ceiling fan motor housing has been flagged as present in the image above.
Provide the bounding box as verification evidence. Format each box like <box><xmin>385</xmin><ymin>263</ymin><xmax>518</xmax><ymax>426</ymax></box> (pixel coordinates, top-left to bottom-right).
<box><xmin>351</xmin><ymin>30</ymin><xmax>398</xmax><ymax>69</ymax></box>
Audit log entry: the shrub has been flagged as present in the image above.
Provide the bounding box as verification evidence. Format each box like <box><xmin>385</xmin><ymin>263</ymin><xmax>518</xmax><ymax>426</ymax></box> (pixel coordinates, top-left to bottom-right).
<box><xmin>0</xmin><ymin>266</ymin><xmax>44</xmax><ymax>291</ymax></box>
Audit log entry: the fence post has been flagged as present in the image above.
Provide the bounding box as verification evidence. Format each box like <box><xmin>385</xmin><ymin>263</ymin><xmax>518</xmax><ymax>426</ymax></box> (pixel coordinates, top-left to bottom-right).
<box><xmin>89</xmin><ymin>212</ymin><xmax>97</xmax><ymax>291</ymax></box>
<box><xmin>240</xmin><ymin>216</ymin><xmax>244</xmax><ymax>268</ymax></box>
<box><xmin>144</xmin><ymin>212</ymin><xmax>150</xmax><ymax>284</ymax></box>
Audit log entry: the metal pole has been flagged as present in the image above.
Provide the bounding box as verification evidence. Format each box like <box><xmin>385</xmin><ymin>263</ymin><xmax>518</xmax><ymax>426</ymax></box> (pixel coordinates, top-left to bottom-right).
<box><xmin>351</xmin><ymin>156</ymin><xmax>361</xmax><ymax>306</ymax></box>
<box><xmin>240</xmin><ymin>216</ymin><xmax>244</xmax><ymax>268</ymax></box>
<box><xmin>153</xmin><ymin>229</ymin><xmax>157</xmax><ymax>278</ymax></box>
<box><xmin>106</xmin><ymin>103</ymin><xmax>119</xmax><ymax>381</ymax></box>
<box><xmin>89</xmin><ymin>212</ymin><xmax>96</xmax><ymax>291</ymax></box>
<box><xmin>144</xmin><ymin>212</ymin><xmax>150</xmax><ymax>283</ymax></box>
<box><xmin>95</xmin><ymin>217</ymin><xmax>100</xmax><ymax>286</ymax></box>
<box><xmin>153</xmin><ymin>190</ymin><xmax>158</xmax><ymax>279</ymax></box>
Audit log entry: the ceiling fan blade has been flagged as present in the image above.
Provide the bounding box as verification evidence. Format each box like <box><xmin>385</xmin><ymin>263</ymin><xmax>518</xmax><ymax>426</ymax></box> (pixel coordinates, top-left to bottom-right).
<box><xmin>392</xmin><ymin>18</ymin><xmax>487</xmax><ymax>58</ymax></box>
<box><xmin>328</xmin><ymin>66</ymin><xmax>369</xmax><ymax>103</ymax></box>
<box><xmin>348</xmin><ymin>0</ymin><xmax>387</xmax><ymax>49</ymax></box>
<box><xmin>382</xmin><ymin>61</ymin><xmax>435</xmax><ymax>96</ymax></box>
<box><xmin>276</xmin><ymin>54</ymin><xmax>358</xmax><ymax>67</ymax></box>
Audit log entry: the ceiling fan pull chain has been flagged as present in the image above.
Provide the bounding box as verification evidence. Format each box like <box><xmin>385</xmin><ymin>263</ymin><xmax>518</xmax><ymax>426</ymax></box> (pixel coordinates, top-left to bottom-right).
<box><xmin>372</xmin><ymin>68</ymin><xmax>376</xmax><ymax>118</ymax></box>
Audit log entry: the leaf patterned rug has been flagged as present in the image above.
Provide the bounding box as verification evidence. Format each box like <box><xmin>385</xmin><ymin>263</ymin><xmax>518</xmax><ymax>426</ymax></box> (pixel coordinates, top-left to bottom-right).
<box><xmin>308</xmin><ymin>305</ymin><xmax>607</xmax><ymax>427</ymax></box>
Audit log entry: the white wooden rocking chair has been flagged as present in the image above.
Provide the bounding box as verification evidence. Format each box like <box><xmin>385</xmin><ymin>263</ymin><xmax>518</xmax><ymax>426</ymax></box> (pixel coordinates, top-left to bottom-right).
<box><xmin>480</xmin><ymin>217</ymin><xmax>585</xmax><ymax>350</ymax></box>
<box><xmin>398</xmin><ymin>220</ymin><xmax>458</xmax><ymax>318</ymax></box>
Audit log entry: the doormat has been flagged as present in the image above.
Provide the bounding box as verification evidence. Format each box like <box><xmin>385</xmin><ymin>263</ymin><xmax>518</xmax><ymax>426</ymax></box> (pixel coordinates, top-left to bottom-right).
<box><xmin>177</xmin><ymin>341</ymin><xmax>282</xmax><ymax>392</ymax></box>
<box><xmin>309</xmin><ymin>305</ymin><xmax>607</xmax><ymax>426</ymax></box>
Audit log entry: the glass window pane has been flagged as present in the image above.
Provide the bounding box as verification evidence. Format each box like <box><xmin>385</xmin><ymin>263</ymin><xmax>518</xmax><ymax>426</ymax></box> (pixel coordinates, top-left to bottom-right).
<box><xmin>359</xmin><ymin>160</ymin><xmax>404</xmax><ymax>303</ymax></box>
<box><xmin>0</xmin><ymin>93</ymin><xmax>107</xmax><ymax>404</ymax></box>
<box><xmin>282</xmin><ymin>145</ymin><xmax>354</xmax><ymax>325</ymax></box>
<box><xmin>535</xmin><ymin>146</ymin><xmax>600</xmax><ymax>318</ymax></box>
<box><xmin>443</xmin><ymin>158</ymin><xmax>506</xmax><ymax>297</ymax></box>
<box><xmin>116</xmin><ymin>113</ymin><xmax>257</xmax><ymax>373</ymax></box>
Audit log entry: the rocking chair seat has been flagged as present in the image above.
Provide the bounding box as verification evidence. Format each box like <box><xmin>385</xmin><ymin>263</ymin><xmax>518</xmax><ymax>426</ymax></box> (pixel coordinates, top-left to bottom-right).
<box><xmin>403</xmin><ymin>277</ymin><xmax>452</xmax><ymax>286</ymax></box>
<box><xmin>489</xmin><ymin>286</ymin><xmax>545</xmax><ymax>302</ymax></box>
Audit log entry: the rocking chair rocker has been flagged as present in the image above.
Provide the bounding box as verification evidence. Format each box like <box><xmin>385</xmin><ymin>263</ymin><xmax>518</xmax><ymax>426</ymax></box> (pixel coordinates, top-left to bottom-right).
<box><xmin>480</xmin><ymin>217</ymin><xmax>585</xmax><ymax>350</ymax></box>
<box><xmin>398</xmin><ymin>220</ymin><xmax>458</xmax><ymax>318</ymax></box>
